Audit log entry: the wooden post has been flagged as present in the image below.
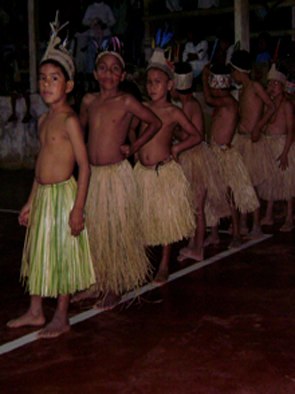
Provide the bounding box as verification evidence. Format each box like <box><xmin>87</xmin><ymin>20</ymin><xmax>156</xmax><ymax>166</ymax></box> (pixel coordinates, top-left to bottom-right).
<box><xmin>234</xmin><ymin>0</ymin><xmax>250</xmax><ymax>51</ymax></box>
<box><xmin>292</xmin><ymin>6</ymin><xmax>295</xmax><ymax>41</ymax></box>
<box><xmin>28</xmin><ymin>0</ymin><xmax>37</xmax><ymax>93</ymax></box>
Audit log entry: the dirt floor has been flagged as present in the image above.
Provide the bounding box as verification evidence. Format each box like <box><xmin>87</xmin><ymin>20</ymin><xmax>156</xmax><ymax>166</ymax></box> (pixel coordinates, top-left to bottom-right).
<box><xmin>0</xmin><ymin>169</ymin><xmax>294</xmax><ymax>394</ymax></box>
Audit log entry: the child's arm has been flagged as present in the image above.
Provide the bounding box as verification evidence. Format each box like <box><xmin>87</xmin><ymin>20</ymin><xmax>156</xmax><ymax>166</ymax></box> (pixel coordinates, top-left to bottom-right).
<box><xmin>123</xmin><ymin>96</ymin><xmax>162</xmax><ymax>156</ymax></box>
<box><xmin>171</xmin><ymin>107</ymin><xmax>202</xmax><ymax>159</ymax></box>
<box><xmin>66</xmin><ymin>114</ymin><xmax>90</xmax><ymax>236</ymax></box>
<box><xmin>252</xmin><ymin>82</ymin><xmax>275</xmax><ymax>142</ymax></box>
<box><xmin>277</xmin><ymin>101</ymin><xmax>294</xmax><ymax>170</ymax></box>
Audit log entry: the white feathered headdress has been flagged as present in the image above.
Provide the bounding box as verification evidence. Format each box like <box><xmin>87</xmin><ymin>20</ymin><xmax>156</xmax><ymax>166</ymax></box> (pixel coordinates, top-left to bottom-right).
<box><xmin>41</xmin><ymin>11</ymin><xmax>75</xmax><ymax>80</ymax></box>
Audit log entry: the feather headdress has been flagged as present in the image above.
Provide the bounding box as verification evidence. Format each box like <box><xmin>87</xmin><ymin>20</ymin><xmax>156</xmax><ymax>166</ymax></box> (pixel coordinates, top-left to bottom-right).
<box><xmin>41</xmin><ymin>11</ymin><xmax>75</xmax><ymax>80</ymax></box>
<box><xmin>147</xmin><ymin>28</ymin><xmax>174</xmax><ymax>79</ymax></box>
<box><xmin>95</xmin><ymin>36</ymin><xmax>125</xmax><ymax>69</ymax></box>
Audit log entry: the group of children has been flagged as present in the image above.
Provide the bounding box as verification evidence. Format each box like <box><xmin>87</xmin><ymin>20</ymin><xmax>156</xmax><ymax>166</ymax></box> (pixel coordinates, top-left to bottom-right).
<box><xmin>6</xmin><ymin>16</ymin><xmax>295</xmax><ymax>339</ymax></box>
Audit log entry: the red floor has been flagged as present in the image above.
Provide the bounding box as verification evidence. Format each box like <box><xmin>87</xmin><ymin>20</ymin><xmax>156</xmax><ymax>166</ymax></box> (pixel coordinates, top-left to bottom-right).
<box><xmin>0</xmin><ymin>170</ymin><xmax>295</xmax><ymax>393</ymax></box>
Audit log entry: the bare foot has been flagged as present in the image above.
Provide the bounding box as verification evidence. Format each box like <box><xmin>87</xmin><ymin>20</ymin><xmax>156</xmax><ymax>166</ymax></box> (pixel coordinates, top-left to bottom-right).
<box><xmin>280</xmin><ymin>221</ymin><xmax>294</xmax><ymax>232</ymax></box>
<box><xmin>204</xmin><ymin>234</ymin><xmax>220</xmax><ymax>247</ymax></box>
<box><xmin>153</xmin><ymin>269</ymin><xmax>169</xmax><ymax>285</ymax></box>
<box><xmin>93</xmin><ymin>293</ymin><xmax>121</xmax><ymax>311</ymax></box>
<box><xmin>38</xmin><ymin>318</ymin><xmax>70</xmax><ymax>339</ymax></box>
<box><xmin>260</xmin><ymin>217</ymin><xmax>274</xmax><ymax>226</ymax></box>
<box><xmin>7</xmin><ymin>311</ymin><xmax>45</xmax><ymax>328</ymax></box>
<box><xmin>71</xmin><ymin>288</ymin><xmax>99</xmax><ymax>303</ymax></box>
<box><xmin>178</xmin><ymin>248</ymin><xmax>204</xmax><ymax>262</ymax></box>
<box><xmin>228</xmin><ymin>237</ymin><xmax>242</xmax><ymax>249</ymax></box>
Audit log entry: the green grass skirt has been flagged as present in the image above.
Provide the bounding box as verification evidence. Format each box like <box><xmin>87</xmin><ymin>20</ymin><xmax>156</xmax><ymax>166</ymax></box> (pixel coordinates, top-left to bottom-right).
<box><xmin>21</xmin><ymin>177</ymin><xmax>95</xmax><ymax>297</ymax></box>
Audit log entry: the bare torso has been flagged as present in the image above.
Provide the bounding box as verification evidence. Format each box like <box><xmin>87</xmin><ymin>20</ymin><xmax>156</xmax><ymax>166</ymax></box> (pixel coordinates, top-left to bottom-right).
<box><xmin>83</xmin><ymin>92</ymin><xmax>134</xmax><ymax>165</ymax></box>
<box><xmin>210</xmin><ymin>96</ymin><xmax>239</xmax><ymax>146</ymax></box>
<box><xmin>264</xmin><ymin>97</ymin><xmax>291</xmax><ymax>136</ymax></box>
<box><xmin>238</xmin><ymin>81</ymin><xmax>265</xmax><ymax>134</ymax></box>
<box><xmin>35</xmin><ymin>110</ymin><xmax>76</xmax><ymax>184</ymax></box>
<box><xmin>138</xmin><ymin>102</ymin><xmax>178</xmax><ymax>165</ymax></box>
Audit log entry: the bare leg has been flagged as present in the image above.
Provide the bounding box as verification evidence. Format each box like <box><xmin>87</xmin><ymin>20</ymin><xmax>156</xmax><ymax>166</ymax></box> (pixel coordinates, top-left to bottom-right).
<box><xmin>204</xmin><ymin>225</ymin><xmax>220</xmax><ymax>247</ymax></box>
<box><xmin>71</xmin><ymin>286</ymin><xmax>100</xmax><ymax>303</ymax></box>
<box><xmin>178</xmin><ymin>191</ymin><xmax>205</xmax><ymax>262</ymax></box>
<box><xmin>261</xmin><ymin>200</ymin><xmax>274</xmax><ymax>226</ymax></box>
<box><xmin>228</xmin><ymin>206</ymin><xmax>242</xmax><ymax>249</ymax></box>
<box><xmin>240</xmin><ymin>213</ymin><xmax>249</xmax><ymax>235</ymax></box>
<box><xmin>38</xmin><ymin>295</ymin><xmax>70</xmax><ymax>339</ymax></box>
<box><xmin>94</xmin><ymin>291</ymin><xmax>121</xmax><ymax>311</ymax></box>
<box><xmin>280</xmin><ymin>199</ymin><xmax>294</xmax><ymax>232</ymax></box>
<box><xmin>248</xmin><ymin>208</ymin><xmax>264</xmax><ymax>239</ymax></box>
<box><xmin>154</xmin><ymin>244</ymin><xmax>171</xmax><ymax>284</ymax></box>
<box><xmin>7</xmin><ymin>295</ymin><xmax>45</xmax><ymax>328</ymax></box>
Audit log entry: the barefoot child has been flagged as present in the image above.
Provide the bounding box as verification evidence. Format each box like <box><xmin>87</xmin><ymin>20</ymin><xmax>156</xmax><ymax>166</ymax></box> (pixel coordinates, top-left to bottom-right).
<box><xmin>171</xmin><ymin>62</ymin><xmax>230</xmax><ymax>262</ymax></box>
<box><xmin>133</xmin><ymin>49</ymin><xmax>202</xmax><ymax>283</ymax></box>
<box><xmin>258</xmin><ymin>64</ymin><xmax>295</xmax><ymax>231</ymax></box>
<box><xmin>229</xmin><ymin>50</ymin><xmax>275</xmax><ymax>237</ymax></box>
<box><xmin>7</xmin><ymin>17</ymin><xmax>95</xmax><ymax>338</ymax></box>
<box><xmin>72</xmin><ymin>38</ymin><xmax>162</xmax><ymax>308</ymax></box>
<box><xmin>202</xmin><ymin>64</ymin><xmax>259</xmax><ymax>248</ymax></box>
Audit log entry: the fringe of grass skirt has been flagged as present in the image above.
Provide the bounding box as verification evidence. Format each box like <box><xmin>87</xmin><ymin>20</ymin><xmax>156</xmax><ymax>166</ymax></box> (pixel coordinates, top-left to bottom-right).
<box><xmin>179</xmin><ymin>142</ymin><xmax>230</xmax><ymax>226</ymax></box>
<box><xmin>85</xmin><ymin>161</ymin><xmax>152</xmax><ymax>295</ymax></box>
<box><xmin>134</xmin><ymin>160</ymin><xmax>196</xmax><ymax>246</ymax></box>
<box><xmin>211</xmin><ymin>143</ymin><xmax>260</xmax><ymax>214</ymax></box>
<box><xmin>257</xmin><ymin>134</ymin><xmax>295</xmax><ymax>201</ymax></box>
<box><xmin>21</xmin><ymin>177</ymin><xmax>95</xmax><ymax>297</ymax></box>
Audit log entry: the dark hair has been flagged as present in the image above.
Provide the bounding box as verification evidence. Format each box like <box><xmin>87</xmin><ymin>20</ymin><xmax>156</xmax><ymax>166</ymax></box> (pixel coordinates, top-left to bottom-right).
<box><xmin>174</xmin><ymin>62</ymin><xmax>192</xmax><ymax>75</ymax></box>
<box><xmin>39</xmin><ymin>59</ymin><xmax>70</xmax><ymax>81</ymax></box>
<box><xmin>210</xmin><ymin>64</ymin><xmax>231</xmax><ymax>75</ymax></box>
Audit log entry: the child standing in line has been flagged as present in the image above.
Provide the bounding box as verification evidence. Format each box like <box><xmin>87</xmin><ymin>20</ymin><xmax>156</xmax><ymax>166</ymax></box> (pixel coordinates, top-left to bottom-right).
<box><xmin>133</xmin><ymin>49</ymin><xmax>202</xmax><ymax>283</ymax></box>
<box><xmin>258</xmin><ymin>64</ymin><xmax>295</xmax><ymax>232</ymax></box>
<box><xmin>171</xmin><ymin>62</ymin><xmax>230</xmax><ymax>262</ymax></box>
<box><xmin>7</xmin><ymin>17</ymin><xmax>96</xmax><ymax>338</ymax></box>
<box><xmin>229</xmin><ymin>50</ymin><xmax>275</xmax><ymax>238</ymax></box>
<box><xmin>202</xmin><ymin>64</ymin><xmax>260</xmax><ymax>248</ymax></box>
<box><xmin>72</xmin><ymin>38</ymin><xmax>162</xmax><ymax>309</ymax></box>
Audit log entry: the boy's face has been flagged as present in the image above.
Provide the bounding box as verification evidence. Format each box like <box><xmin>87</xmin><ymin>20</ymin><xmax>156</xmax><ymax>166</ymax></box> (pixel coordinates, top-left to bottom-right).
<box><xmin>267</xmin><ymin>79</ymin><xmax>283</xmax><ymax>98</ymax></box>
<box><xmin>230</xmin><ymin>68</ymin><xmax>242</xmax><ymax>83</ymax></box>
<box><xmin>94</xmin><ymin>54</ymin><xmax>125</xmax><ymax>90</ymax></box>
<box><xmin>39</xmin><ymin>63</ymin><xmax>73</xmax><ymax>105</ymax></box>
<box><xmin>146</xmin><ymin>68</ymin><xmax>173</xmax><ymax>102</ymax></box>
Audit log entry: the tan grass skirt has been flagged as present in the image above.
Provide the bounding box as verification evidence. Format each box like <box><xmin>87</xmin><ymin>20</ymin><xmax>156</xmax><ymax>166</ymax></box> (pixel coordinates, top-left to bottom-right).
<box><xmin>134</xmin><ymin>160</ymin><xmax>196</xmax><ymax>246</ymax></box>
<box><xmin>86</xmin><ymin>161</ymin><xmax>151</xmax><ymax>295</ymax></box>
<box><xmin>257</xmin><ymin>134</ymin><xmax>295</xmax><ymax>201</ymax></box>
<box><xmin>179</xmin><ymin>143</ymin><xmax>230</xmax><ymax>226</ymax></box>
<box><xmin>233</xmin><ymin>132</ymin><xmax>275</xmax><ymax>187</ymax></box>
<box><xmin>211</xmin><ymin>143</ymin><xmax>260</xmax><ymax>214</ymax></box>
<box><xmin>21</xmin><ymin>177</ymin><xmax>95</xmax><ymax>297</ymax></box>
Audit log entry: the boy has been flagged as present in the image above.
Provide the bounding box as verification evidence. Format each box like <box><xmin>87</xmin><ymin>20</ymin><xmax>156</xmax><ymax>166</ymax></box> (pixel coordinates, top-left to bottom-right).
<box><xmin>7</xmin><ymin>18</ymin><xmax>95</xmax><ymax>338</ymax></box>
<box><xmin>133</xmin><ymin>48</ymin><xmax>202</xmax><ymax>283</ymax></box>
<box><xmin>229</xmin><ymin>50</ymin><xmax>275</xmax><ymax>237</ymax></box>
<box><xmin>258</xmin><ymin>64</ymin><xmax>295</xmax><ymax>231</ymax></box>
<box><xmin>72</xmin><ymin>39</ymin><xmax>162</xmax><ymax>308</ymax></box>
<box><xmin>202</xmin><ymin>64</ymin><xmax>259</xmax><ymax>248</ymax></box>
<box><xmin>172</xmin><ymin>62</ymin><xmax>230</xmax><ymax>262</ymax></box>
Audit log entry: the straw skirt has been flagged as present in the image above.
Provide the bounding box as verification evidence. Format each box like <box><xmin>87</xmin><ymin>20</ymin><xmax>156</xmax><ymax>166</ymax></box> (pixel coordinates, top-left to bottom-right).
<box><xmin>21</xmin><ymin>177</ymin><xmax>95</xmax><ymax>297</ymax></box>
<box><xmin>134</xmin><ymin>160</ymin><xmax>196</xmax><ymax>246</ymax></box>
<box><xmin>211</xmin><ymin>143</ymin><xmax>260</xmax><ymax>214</ymax></box>
<box><xmin>85</xmin><ymin>161</ymin><xmax>151</xmax><ymax>295</ymax></box>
